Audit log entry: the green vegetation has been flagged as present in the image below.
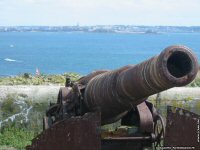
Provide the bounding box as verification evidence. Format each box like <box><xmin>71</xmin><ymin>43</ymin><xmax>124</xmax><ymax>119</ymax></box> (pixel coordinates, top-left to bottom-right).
<box><xmin>1</xmin><ymin>95</ymin><xmax>21</xmax><ymax>120</ymax></box>
<box><xmin>0</xmin><ymin>71</ymin><xmax>81</xmax><ymax>149</ymax></box>
<box><xmin>0</xmin><ymin>71</ymin><xmax>200</xmax><ymax>86</ymax></box>
<box><xmin>0</xmin><ymin>72</ymin><xmax>81</xmax><ymax>85</ymax></box>
<box><xmin>0</xmin><ymin>145</ymin><xmax>17</xmax><ymax>150</ymax></box>
<box><xmin>187</xmin><ymin>71</ymin><xmax>200</xmax><ymax>87</ymax></box>
<box><xmin>0</xmin><ymin>127</ymin><xmax>35</xmax><ymax>150</ymax></box>
<box><xmin>0</xmin><ymin>94</ymin><xmax>50</xmax><ymax>149</ymax></box>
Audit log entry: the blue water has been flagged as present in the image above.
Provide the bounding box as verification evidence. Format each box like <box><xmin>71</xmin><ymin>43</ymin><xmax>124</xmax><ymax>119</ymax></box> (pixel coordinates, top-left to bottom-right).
<box><xmin>0</xmin><ymin>32</ymin><xmax>200</xmax><ymax>76</ymax></box>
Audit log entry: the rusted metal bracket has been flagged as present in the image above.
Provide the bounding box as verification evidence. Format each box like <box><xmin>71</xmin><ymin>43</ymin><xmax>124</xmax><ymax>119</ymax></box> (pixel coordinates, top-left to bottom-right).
<box><xmin>137</xmin><ymin>102</ymin><xmax>154</xmax><ymax>133</ymax></box>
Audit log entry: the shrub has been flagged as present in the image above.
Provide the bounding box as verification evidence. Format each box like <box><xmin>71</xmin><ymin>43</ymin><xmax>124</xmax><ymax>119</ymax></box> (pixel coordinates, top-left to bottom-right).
<box><xmin>0</xmin><ymin>127</ymin><xmax>35</xmax><ymax>150</ymax></box>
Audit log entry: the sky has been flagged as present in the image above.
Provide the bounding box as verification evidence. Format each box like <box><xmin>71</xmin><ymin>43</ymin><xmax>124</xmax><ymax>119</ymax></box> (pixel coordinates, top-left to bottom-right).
<box><xmin>0</xmin><ymin>0</ymin><xmax>200</xmax><ymax>26</ymax></box>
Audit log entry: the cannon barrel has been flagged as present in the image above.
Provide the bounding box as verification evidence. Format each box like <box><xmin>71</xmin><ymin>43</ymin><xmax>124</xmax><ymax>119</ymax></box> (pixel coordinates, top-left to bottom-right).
<box><xmin>83</xmin><ymin>45</ymin><xmax>199</xmax><ymax>124</ymax></box>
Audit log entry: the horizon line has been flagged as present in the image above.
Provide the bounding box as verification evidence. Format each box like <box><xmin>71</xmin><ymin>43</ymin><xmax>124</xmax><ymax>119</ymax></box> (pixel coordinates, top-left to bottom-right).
<box><xmin>1</xmin><ymin>25</ymin><xmax>200</xmax><ymax>27</ymax></box>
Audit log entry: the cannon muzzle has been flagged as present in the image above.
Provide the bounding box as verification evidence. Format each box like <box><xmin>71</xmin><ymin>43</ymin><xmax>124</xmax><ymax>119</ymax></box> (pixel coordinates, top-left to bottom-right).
<box><xmin>83</xmin><ymin>45</ymin><xmax>199</xmax><ymax>124</ymax></box>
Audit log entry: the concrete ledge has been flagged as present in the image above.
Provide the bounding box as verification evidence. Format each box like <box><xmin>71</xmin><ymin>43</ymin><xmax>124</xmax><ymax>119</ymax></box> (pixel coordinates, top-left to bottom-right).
<box><xmin>149</xmin><ymin>87</ymin><xmax>200</xmax><ymax>101</ymax></box>
<box><xmin>1</xmin><ymin>86</ymin><xmax>200</xmax><ymax>102</ymax></box>
<box><xmin>0</xmin><ymin>85</ymin><xmax>61</xmax><ymax>102</ymax></box>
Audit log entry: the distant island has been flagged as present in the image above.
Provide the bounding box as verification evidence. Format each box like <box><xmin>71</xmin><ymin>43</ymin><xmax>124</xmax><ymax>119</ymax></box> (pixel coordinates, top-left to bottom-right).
<box><xmin>0</xmin><ymin>25</ymin><xmax>200</xmax><ymax>33</ymax></box>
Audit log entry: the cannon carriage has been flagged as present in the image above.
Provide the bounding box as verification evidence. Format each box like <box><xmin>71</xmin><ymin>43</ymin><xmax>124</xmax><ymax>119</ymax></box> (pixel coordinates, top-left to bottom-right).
<box><xmin>27</xmin><ymin>45</ymin><xmax>199</xmax><ymax>150</ymax></box>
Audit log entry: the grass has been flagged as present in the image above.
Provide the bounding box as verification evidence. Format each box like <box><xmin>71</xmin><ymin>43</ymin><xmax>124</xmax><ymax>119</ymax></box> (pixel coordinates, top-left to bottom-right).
<box><xmin>0</xmin><ymin>72</ymin><xmax>81</xmax><ymax>149</ymax></box>
<box><xmin>0</xmin><ymin>71</ymin><xmax>78</xmax><ymax>150</ymax></box>
<box><xmin>0</xmin><ymin>71</ymin><xmax>200</xmax><ymax>87</ymax></box>
<box><xmin>0</xmin><ymin>127</ymin><xmax>35</xmax><ymax>150</ymax></box>
<box><xmin>1</xmin><ymin>95</ymin><xmax>21</xmax><ymax>120</ymax></box>
<box><xmin>0</xmin><ymin>72</ymin><xmax>81</xmax><ymax>85</ymax></box>
<box><xmin>0</xmin><ymin>95</ymin><xmax>49</xmax><ymax>149</ymax></box>
<box><xmin>0</xmin><ymin>145</ymin><xmax>17</xmax><ymax>150</ymax></box>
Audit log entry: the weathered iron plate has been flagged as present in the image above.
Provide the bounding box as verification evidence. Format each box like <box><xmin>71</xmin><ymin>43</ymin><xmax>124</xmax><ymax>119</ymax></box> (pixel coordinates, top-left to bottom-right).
<box><xmin>26</xmin><ymin>112</ymin><xmax>101</xmax><ymax>150</ymax></box>
<box><xmin>102</xmin><ymin>139</ymin><xmax>152</xmax><ymax>150</ymax></box>
<box><xmin>164</xmin><ymin>106</ymin><xmax>200</xmax><ymax>149</ymax></box>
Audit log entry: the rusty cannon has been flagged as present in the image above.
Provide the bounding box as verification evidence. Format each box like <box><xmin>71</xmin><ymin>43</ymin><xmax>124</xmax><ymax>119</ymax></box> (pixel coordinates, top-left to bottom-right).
<box><xmin>27</xmin><ymin>45</ymin><xmax>199</xmax><ymax>150</ymax></box>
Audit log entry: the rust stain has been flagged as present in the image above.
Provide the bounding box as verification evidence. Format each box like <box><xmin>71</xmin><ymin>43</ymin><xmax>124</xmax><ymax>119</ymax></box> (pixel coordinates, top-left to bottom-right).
<box><xmin>164</xmin><ymin>106</ymin><xmax>200</xmax><ymax>149</ymax></box>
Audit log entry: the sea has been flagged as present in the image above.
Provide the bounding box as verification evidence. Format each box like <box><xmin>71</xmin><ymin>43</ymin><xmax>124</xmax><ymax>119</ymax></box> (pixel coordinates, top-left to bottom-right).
<box><xmin>0</xmin><ymin>32</ymin><xmax>200</xmax><ymax>76</ymax></box>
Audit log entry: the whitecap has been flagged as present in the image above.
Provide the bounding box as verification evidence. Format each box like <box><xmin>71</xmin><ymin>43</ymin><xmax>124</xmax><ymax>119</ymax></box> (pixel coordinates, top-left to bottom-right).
<box><xmin>4</xmin><ymin>58</ymin><xmax>22</xmax><ymax>62</ymax></box>
<box><xmin>4</xmin><ymin>58</ymin><xmax>17</xmax><ymax>62</ymax></box>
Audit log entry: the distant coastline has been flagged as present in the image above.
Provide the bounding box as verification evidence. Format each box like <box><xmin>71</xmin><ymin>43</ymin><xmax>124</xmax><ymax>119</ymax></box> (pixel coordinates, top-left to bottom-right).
<box><xmin>0</xmin><ymin>25</ymin><xmax>200</xmax><ymax>33</ymax></box>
